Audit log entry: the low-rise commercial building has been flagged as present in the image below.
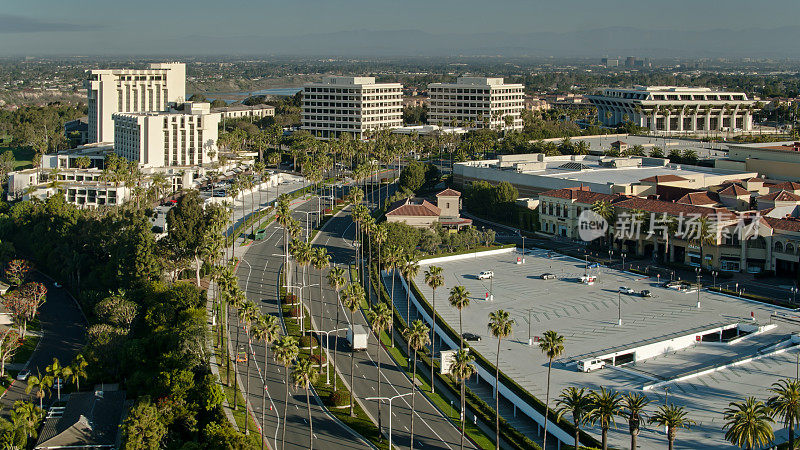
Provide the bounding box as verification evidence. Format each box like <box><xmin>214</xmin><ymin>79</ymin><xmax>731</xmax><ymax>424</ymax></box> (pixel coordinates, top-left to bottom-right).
<box><xmin>214</xmin><ymin>104</ymin><xmax>275</xmax><ymax>121</ymax></box>
<box><xmin>717</xmin><ymin>141</ymin><xmax>800</xmax><ymax>182</ymax></box>
<box><xmin>428</xmin><ymin>77</ymin><xmax>524</xmax><ymax>132</ymax></box>
<box><xmin>302</xmin><ymin>76</ymin><xmax>403</xmax><ymax>139</ymax></box>
<box><xmin>385</xmin><ymin>188</ymin><xmax>472</xmax><ymax>229</ymax></box>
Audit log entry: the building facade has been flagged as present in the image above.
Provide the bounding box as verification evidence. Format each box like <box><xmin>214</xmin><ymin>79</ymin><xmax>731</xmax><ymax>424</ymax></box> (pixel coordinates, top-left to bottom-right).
<box><xmin>587</xmin><ymin>86</ymin><xmax>755</xmax><ymax>134</ymax></box>
<box><xmin>428</xmin><ymin>77</ymin><xmax>524</xmax><ymax>132</ymax></box>
<box><xmin>717</xmin><ymin>141</ymin><xmax>800</xmax><ymax>182</ymax></box>
<box><xmin>84</xmin><ymin>62</ymin><xmax>186</xmax><ymax>143</ymax></box>
<box><xmin>302</xmin><ymin>76</ymin><xmax>403</xmax><ymax>139</ymax></box>
<box><xmin>112</xmin><ymin>102</ymin><xmax>220</xmax><ymax>168</ymax></box>
<box><xmin>214</xmin><ymin>104</ymin><xmax>276</xmax><ymax>121</ymax></box>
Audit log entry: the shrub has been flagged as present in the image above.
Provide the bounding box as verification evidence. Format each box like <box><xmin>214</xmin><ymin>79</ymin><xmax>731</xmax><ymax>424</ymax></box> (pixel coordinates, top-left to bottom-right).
<box><xmin>287</xmin><ymin>305</ymin><xmax>303</xmax><ymax>318</ymax></box>
<box><xmin>282</xmin><ymin>293</ymin><xmax>297</xmax><ymax>305</ymax></box>
<box><xmin>328</xmin><ymin>390</ymin><xmax>350</xmax><ymax>407</ymax></box>
<box><xmin>299</xmin><ymin>335</ymin><xmax>318</xmax><ymax>348</ymax></box>
<box><xmin>310</xmin><ymin>353</ymin><xmax>327</xmax><ymax>365</ymax></box>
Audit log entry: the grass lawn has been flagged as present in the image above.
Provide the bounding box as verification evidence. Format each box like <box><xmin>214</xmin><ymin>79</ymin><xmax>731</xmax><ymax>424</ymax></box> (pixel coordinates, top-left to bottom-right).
<box><xmin>12</xmin><ymin>333</ymin><xmax>40</xmax><ymax>366</ymax></box>
<box><xmin>0</xmin><ymin>146</ymin><xmax>35</xmax><ymax>170</ymax></box>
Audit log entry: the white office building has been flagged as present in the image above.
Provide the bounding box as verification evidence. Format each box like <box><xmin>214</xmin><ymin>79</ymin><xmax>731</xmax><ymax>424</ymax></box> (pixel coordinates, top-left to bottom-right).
<box><xmin>302</xmin><ymin>76</ymin><xmax>403</xmax><ymax>139</ymax></box>
<box><xmin>113</xmin><ymin>102</ymin><xmax>220</xmax><ymax>169</ymax></box>
<box><xmin>84</xmin><ymin>62</ymin><xmax>186</xmax><ymax>143</ymax></box>
<box><xmin>587</xmin><ymin>86</ymin><xmax>756</xmax><ymax>134</ymax></box>
<box><xmin>427</xmin><ymin>77</ymin><xmax>524</xmax><ymax>132</ymax></box>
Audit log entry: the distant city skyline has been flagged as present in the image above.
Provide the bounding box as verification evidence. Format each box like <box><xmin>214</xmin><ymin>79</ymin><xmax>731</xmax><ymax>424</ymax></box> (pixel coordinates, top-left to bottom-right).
<box><xmin>4</xmin><ymin>0</ymin><xmax>800</xmax><ymax>56</ymax></box>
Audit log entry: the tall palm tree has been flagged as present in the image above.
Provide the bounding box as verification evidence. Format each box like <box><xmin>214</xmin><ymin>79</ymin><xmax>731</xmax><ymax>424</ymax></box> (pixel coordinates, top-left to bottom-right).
<box><xmin>586</xmin><ymin>387</ymin><xmax>624</xmax><ymax>450</ymax></box>
<box><xmin>622</xmin><ymin>392</ymin><xmax>651</xmax><ymax>450</ymax></box>
<box><xmin>404</xmin><ymin>319</ymin><xmax>430</xmax><ymax>450</ymax></box>
<box><xmin>723</xmin><ymin>397</ymin><xmax>775</xmax><ymax>450</ymax></box>
<box><xmin>291</xmin><ymin>358</ymin><xmax>319</xmax><ymax>450</ymax></box>
<box><xmin>400</xmin><ymin>252</ymin><xmax>420</xmax><ymax>327</ymax></box>
<box><xmin>424</xmin><ymin>265</ymin><xmax>444</xmax><ymax>394</ymax></box>
<box><xmin>538</xmin><ymin>330</ymin><xmax>565</xmax><ymax>450</ymax></box>
<box><xmin>341</xmin><ymin>282</ymin><xmax>364</xmax><ymax>417</ymax></box>
<box><xmin>556</xmin><ymin>387</ymin><xmax>591</xmax><ymax>450</ymax></box>
<box><xmin>228</xmin><ymin>288</ymin><xmax>247</xmax><ymax>408</ymax></box>
<box><xmin>311</xmin><ymin>247</ymin><xmax>330</xmax><ymax>363</ymax></box>
<box><xmin>591</xmin><ymin>200</ymin><xmax>615</xmax><ymax>245</ymax></box>
<box><xmin>291</xmin><ymin>239</ymin><xmax>312</xmax><ymax>334</ymax></box>
<box><xmin>650</xmin><ymin>403</ymin><xmax>695</xmax><ymax>450</ymax></box>
<box><xmin>45</xmin><ymin>358</ymin><xmax>64</xmax><ymax>401</ymax></box>
<box><xmin>367</xmin><ymin>302</ymin><xmax>392</xmax><ymax>440</ymax></box>
<box><xmin>239</xmin><ymin>300</ymin><xmax>260</xmax><ymax>435</ymax></box>
<box><xmin>326</xmin><ymin>265</ymin><xmax>347</xmax><ymax>386</ymax></box>
<box><xmin>67</xmin><ymin>354</ymin><xmax>87</xmax><ymax>391</ymax></box>
<box><xmin>11</xmin><ymin>401</ymin><xmax>43</xmax><ymax>444</ymax></box>
<box><xmin>450</xmin><ymin>349</ymin><xmax>475</xmax><ymax>450</ymax></box>
<box><xmin>768</xmin><ymin>378</ymin><xmax>800</xmax><ymax>450</ymax></box>
<box><xmin>273</xmin><ymin>336</ymin><xmax>299</xmax><ymax>450</ymax></box>
<box><xmin>384</xmin><ymin>244</ymin><xmax>401</xmax><ymax>312</ymax></box>
<box><xmin>373</xmin><ymin>224</ymin><xmax>388</xmax><ymax>298</ymax></box>
<box><xmin>252</xmin><ymin>314</ymin><xmax>281</xmax><ymax>450</ymax></box>
<box><xmin>25</xmin><ymin>371</ymin><xmax>52</xmax><ymax>409</ymax></box>
<box><xmin>488</xmin><ymin>309</ymin><xmax>514</xmax><ymax>450</ymax></box>
<box><xmin>448</xmin><ymin>285</ymin><xmax>471</xmax><ymax>350</ymax></box>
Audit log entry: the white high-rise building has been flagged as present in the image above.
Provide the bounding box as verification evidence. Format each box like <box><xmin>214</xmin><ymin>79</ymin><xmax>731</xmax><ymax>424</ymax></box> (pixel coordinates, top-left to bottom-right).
<box><xmin>84</xmin><ymin>62</ymin><xmax>186</xmax><ymax>143</ymax></box>
<box><xmin>113</xmin><ymin>102</ymin><xmax>220</xmax><ymax>168</ymax></box>
<box><xmin>302</xmin><ymin>76</ymin><xmax>403</xmax><ymax>139</ymax></box>
<box><xmin>587</xmin><ymin>86</ymin><xmax>756</xmax><ymax>134</ymax></box>
<box><xmin>427</xmin><ymin>77</ymin><xmax>524</xmax><ymax>132</ymax></box>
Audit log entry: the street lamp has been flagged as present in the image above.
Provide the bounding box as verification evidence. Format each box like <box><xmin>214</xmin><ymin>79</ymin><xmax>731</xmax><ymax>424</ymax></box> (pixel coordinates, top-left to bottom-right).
<box><xmin>621</xmin><ymin>252</ymin><xmax>627</xmax><ymax>271</ymax></box>
<box><xmin>296</xmin><ymin>211</ymin><xmax>317</xmax><ymax>242</ymax></box>
<box><xmin>695</xmin><ymin>267</ymin><xmax>701</xmax><ymax>309</ymax></box>
<box><xmin>711</xmin><ymin>270</ymin><xmax>718</xmax><ymax>289</ymax></box>
<box><xmin>617</xmin><ymin>290</ymin><xmax>623</xmax><ymax>326</ymax></box>
<box><xmin>792</xmin><ymin>286</ymin><xmax>798</xmax><ymax>304</ymax></box>
<box><xmin>365</xmin><ymin>392</ymin><xmax>414</xmax><ymax>449</ymax></box>
<box><xmin>608</xmin><ymin>249</ymin><xmax>614</xmax><ymax>266</ymax></box>
<box><xmin>315</xmin><ymin>328</ymin><xmax>348</xmax><ymax>385</ymax></box>
<box><xmin>284</xmin><ymin>283</ymin><xmax>319</xmax><ymax>334</ymax></box>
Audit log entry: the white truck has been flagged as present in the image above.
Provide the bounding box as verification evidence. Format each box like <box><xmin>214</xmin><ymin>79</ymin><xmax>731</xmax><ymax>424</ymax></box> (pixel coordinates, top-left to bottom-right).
<box><xmin>347</xmin><ymin>325</ymin><xmax>369</xmax><ymax>351</ymax></box>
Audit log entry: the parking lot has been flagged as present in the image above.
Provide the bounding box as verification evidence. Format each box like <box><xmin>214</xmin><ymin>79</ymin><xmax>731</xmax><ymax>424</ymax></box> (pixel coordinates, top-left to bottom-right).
<box><xmin>413</xmin><ymin>249</ymin><xmax>800</xmax><ymax>449</ymax></box>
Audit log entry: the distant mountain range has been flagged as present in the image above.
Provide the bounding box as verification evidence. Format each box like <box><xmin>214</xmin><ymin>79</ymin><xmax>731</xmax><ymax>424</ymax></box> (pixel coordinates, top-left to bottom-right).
<box><xmin>158</xmin><ymin>26</ymin><xmax>800</xmax><ymax>58</ymax></box>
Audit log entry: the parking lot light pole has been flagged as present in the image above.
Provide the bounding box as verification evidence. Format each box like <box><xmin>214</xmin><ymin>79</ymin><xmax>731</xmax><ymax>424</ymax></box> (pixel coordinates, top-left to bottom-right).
<box><xmin>617</xmin><ymin>290</ymin><xmax>622</xmax><ymax>326</ymax></box>
<box><xmin>528</xmin><ymin>309</ymin><xmax>532</xmax><ymax>346</ymax></box>
<box><xmin>695</xmin><ymin>267</ymin><xmax>702</xmax><ymax>309</ymax></box>
<box><xmin>792</xmin><ymin>286</ymin><xmax>798</xmax><ymax>304</ymax></box>
<box><xmin>621</xmin><ymin>252</ymin><xmax>627</xmax><ymax>271</ymax></box>
<box><xmin>489</xmin><ymin>275</ymin><xmax>494</xmax><ymax>302</ymax></box>
<box><xmin>712</xmin><ymin>270</ymin><xmax>718</xmax><ymax>289</ymax></box>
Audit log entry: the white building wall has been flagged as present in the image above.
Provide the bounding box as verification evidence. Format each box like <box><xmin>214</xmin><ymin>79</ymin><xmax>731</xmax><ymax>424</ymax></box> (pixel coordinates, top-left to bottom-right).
<box><xmin>428</xmin><ymin>77</ymin><xmax>524</xmax><ymax>132</ymax></box>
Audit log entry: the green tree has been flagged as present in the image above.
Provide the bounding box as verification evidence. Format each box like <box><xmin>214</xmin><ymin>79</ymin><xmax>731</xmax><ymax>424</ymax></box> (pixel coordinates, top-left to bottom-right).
<box><xmin>488</xmin><ymin>309</ymin><xmax>514</xmax><ymax>450</ymax></box>
<box><xmin>649</xmin><ymin>146</ymin><xmax>665</xmax><ymax>158</ymax></box>
<box><xmin>650</xmin><ymin>403</ymin><xmax>695</xmax><ymax>450</ymax></box>
<box><xmin>273</xmin><ymin>336</ymin><xmax>299</xmax><ymax>450</ymax></box>
<box><xmin>341</xmin><ymin>282</ymin><xmax>364</xmax><ymax>417</ymax></box>
<box><xmin>367</xmin><ymin>302</ymin><xmax>392</xmax><ymax>440</ymax></box>
<box><xmin>450</xmin><ymin>349</ymin><xmax>475</xmax><ymax>450</ymax></box>
<box><xmin>424</xmin><ymin>265</ymin><xmax>444</xmax><ymax>393</ymax></box>
<box><xmin>586</xmin><ymin>387</ymin><xmax>623</xmax><ymax>450</ymax></box>
<box><xmin>45</xmin><ymin>358</ymin><xmax>64</xmax><ymax>401</ymax></box>
<box><xmin>326</xmin><ymin>265</ymin><xmax>347</xmax><ymax>380</ymax></box>
<box><xmin>291</xmin><ymin>358</ymin><xmax>319</xmax><ymax>450</ymax></box>
<box><xmin>448</xmin><ymin>285</ymin><xmax>470</xmax><ymax>350</ymax></box>
<box><xmin>398</xmin><ymin>161</ymin><xmax>427</xmax><ymax>193</ymax></box>
<box><xmin>556</xmin><ymin>387</ymin><xmax>591</xmax><ymax>450</ymax></box>
<box><xmin>724</xmin><ymin>397</ymin><xmax>775</xmax><ymax>449</ymax></box>
<box><xmin>538</xmin><ymin>330</ymin><xmax>565</xmax><ymax>450</ymax></box>
<box><xmin>767</xmin><ymin>378</ymin><xmax>800</xmax><ymax>450</ymax></box>
<box><xmin>24</xmin><ymin>370</ymin><xmax>52</xmax><ymax>409</ymax></box>
<box><xmin>122</xmin><ymin>398</ymin><xmax>167</xmax><ymax>450</ymax></box>
<box><xmin>404</xmin><ymin>319</ymin><xmax>430</xmax><ymax>450</ymax></box>
<box><xmin>622</xmin><ymin>392</ymin><xmax>651</xmax><ymax>450</ymax></box>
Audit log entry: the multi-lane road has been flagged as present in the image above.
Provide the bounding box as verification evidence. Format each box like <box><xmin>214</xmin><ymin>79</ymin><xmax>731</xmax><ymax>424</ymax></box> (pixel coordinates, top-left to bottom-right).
<box><xmin>231</xmin><ymin>186</ymin><xmax>475</xmax><ymax>449</ymax></box>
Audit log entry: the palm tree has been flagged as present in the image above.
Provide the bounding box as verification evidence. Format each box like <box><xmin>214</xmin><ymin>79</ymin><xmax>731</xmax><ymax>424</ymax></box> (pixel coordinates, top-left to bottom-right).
<box><xmin>239</xmin><ymin>300</ymin><xmax>260</xmax><ymax>435</ymax></box>
<box><xmin>45</xmin><ymin>358</ymin><xmax>64</xmax><ymax>401</ymax></box>
<box><xmin>367</xmin><ymin>302</ymin><xmax>392</xmax><ymax>440</ymax></box>
<box><xmin>273</xmin><ymin>336</ymin><xmax>299</xmax><ymax>450</ymax></box>
<box><xmin>650</xmin><ymin>403</ymin><xmax>695</xmax><ymax>450</ymax></box>
<box><xmin>424</xmin><ymin>265</ymin><xmax>444</xmax><ymax>394</ymax></box>
<box><xmin>723</xmin><ymin>397</ymin><xmax>775</xmax><ymax>450</ymax></box>
<box><xmin>622</xmin><ymin>392</ymin><xmax>651</xmax><ymax>450</ymax></box>
<box><xmin>404</xmin><ymin>319</ymin><xmax>430</xmax><ymax>450</ymax></box>
<box><xmin>311</xmin><ymin>247</ymin><xmax>330</xmax><ymax>363</ymax></box>
<box><xmin>11</xmin><ymin>401</ymin><xmax>43</xmax><ymax>444</ymax></box>
<box><xmin>25</xmin><ymin>371</ymin><xmax>52</xmax><ymax>409</ymax></box>
<box><xmin>228</xmin><ymin>288</ymin><xmax>247</xmax><ymax>408</ymax></box>
<box><xmin>767</xmin><ymin>378</ymin><xmax>800</xmax><ymax>450</ymax></box>
<box><xmin>586</xmin><ymin>387</ymin><xmax>624</xmax><ymax>450</ymax></box>
<box><xmin>252</xmin><ymin>314</ymin><xmax>281</xmax><ymax>450</ymax></box>
<box><xmin>291</xmin><ymin>239</ymin><xmax>313</xmax><ymax>333</ymax></box>
<box><xmin>556</xmin><ymin>387</ymin><xmax>591</xmax><ymax>450</ymax></box>
<box><xmin>399</xmin><ymin>252</ymin><xmax>420</xmax><ymax>328</ymax></box>
<box><xmin>373</xmin><ymin>224</ymin><xmax>388</xmax><ymax>296</ymax></box>
<box><xmin>488</xmin><ymin>309</ymin><xmax>514</xmax><ymax>450</ymax></box>
<box><xmin>450</xmin><ymin>349</ymin><xmax>475</xmax><ymax>450</ymax></box>
<box><xmin>67</xmin><ymin>354</ymin><xmax>87</xmax><ymax>391</ymax></box>
<box><xmin>538</xmin><ymin>330</ymin><xmax>565</xmax><ymax>450</ymax></box>
<box><xmin>591</xmin><ymin>199</ymin><xmax>615</xmax><ymax>245</ymax></box>
<box><xmin>448</xmin><ymin>285</ymin><xmax>470</xmax><ymax>350</ymax></box>
<box><xmin>384</xmin><ymin>244</ymin><xmax>400</xmax><ymax>312</ymax></box>
<box><xmin>326</xmin><ymin>265</ymin><xmax>347</xmax><ymax>386</ymax></box>
<box><xmin>291</xmin><ymin>357</ymin><xmax>319</xmax><ymax>450</ymax></box>
<box><xmin>341</xmin><ymin>282</ymin><xmax>364</xmax><ymax>417</ymax></box>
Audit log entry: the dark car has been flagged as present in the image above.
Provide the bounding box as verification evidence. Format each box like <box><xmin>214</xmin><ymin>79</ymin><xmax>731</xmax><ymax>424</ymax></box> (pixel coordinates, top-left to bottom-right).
<box><xmin>462</xmin><ymin>332</ymin><xmax>482</xmax><ymax>342</ymax></box>
<box><xmin>640</xmin><ymin>290</ymin><xmax>652</xmax><ymax>297</ymax></box>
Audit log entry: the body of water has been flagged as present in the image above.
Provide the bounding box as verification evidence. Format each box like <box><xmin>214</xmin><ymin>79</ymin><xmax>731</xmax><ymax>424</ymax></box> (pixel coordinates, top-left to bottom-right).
<box><xmin>193</xmin><ymin>87</ymin><xmax>301</xmax><ymax>102</ymax></box>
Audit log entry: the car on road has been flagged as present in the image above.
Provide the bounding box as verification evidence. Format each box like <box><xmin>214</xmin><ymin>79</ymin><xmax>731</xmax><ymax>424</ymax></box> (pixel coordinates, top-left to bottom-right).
<box><xmin>588</xmin><ymin>263</ymin><xmax>600</xmax><ymax>269</ymax></box>
<box><xmin>541</xmin><ymin>273</ymin><xmax>557</xmax><ymax>280</ymax></box>
<box><xmin>462</xmin><ymin>332</ymin><xmax>481</xmax><ymax>342</ymax></box>
<box><xmin>640</xmin><ymin>289</ymin><xmax>652</xmax><ymax>297</ymax></box>
<box><xmin>477</xmin><ymin>270</ymin><xmax>494</xmax><ymax>280</ymax></box>
<box><xmin>619</xmin><ymin>286</ymin><xmax>636</xmax><ymax>294</ymax></box>
<box><xmin>16</xmin><ymin>370</ymin><xmax>30</xmax><ymax>381</ymax></box>
<box><xmin>53</xmin><ymin>282</ymin><xmax>62</xmax><ymax>288</ymax></box>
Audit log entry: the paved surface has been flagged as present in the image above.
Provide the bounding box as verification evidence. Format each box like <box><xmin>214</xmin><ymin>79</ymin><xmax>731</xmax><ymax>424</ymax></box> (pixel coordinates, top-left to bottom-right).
<box><xmin>412</xmin><ymin>248</ymin><xmax>800</xmax><ymax>449</ymax></box>
<box><xmin>1</xmin><ymin>275</ymin><xmax>86</xmax><ymax>410</ymax></box>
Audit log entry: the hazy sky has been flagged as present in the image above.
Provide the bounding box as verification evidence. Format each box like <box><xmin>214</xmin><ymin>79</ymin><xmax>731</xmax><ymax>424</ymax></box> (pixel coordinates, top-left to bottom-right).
<box><xmin>2</xmin><ymin>0</ymin><xmax>800</xmax><ymax>55</ymax></box>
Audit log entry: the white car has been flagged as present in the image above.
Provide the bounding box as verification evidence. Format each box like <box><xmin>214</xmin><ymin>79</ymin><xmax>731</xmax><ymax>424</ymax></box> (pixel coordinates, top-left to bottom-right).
<box><xmin>477</xmin><ymin>271</ymin><xmax>494</xmax><ymax>280</ymax></box>
<box><xmin>619</xmin><ymin>286</ymin><xmax>636</xmax><ymax>294</ymax></box>
<box><xmin>577</xmin><ymin>359</ymin><xmax>606</xmax><ymax>373</ymax></box>
<box><xmin>16</xmin><ymin>370</ymin><xmax>30</xmax><ymax>381</ymax></box>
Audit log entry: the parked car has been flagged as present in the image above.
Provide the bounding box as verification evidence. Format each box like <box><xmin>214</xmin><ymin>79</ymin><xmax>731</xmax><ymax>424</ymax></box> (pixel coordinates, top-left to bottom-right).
<box><xmin>462</xmin><ymin>332</ymin><xmax>482</xmax><ymax>342</ymax></box>
<box><xmin>16</xmin><ymin>370</ymin><xmax>30</xmax><ymax>381</ymax></box>
<box><xmin>477</xmin><ymin>270</ymin><xmax>494</xmax><ymax>280</ymax></box>
<box><xmin>588</xmin><ymin>263</ymin><xmax>600</xmax><ymax>269</ymax></box>
<box><xmin>540</xmin><ymin>273</ymin><xmax>557</xmax><ymax>280</ymax></box>
<box><xmin>640</xmin><ymin>290</ymin><xmax>652</xmax><ymax>297</ymax></box>
<box><xmin>619</xmin><ymin>286</ymin><xmax>636</xmax><ymax>294</ymax></box>
<box><xmin>577</xmin><ymin>358</ymin><xmax>606</xmax><ymax>373</ymax></box>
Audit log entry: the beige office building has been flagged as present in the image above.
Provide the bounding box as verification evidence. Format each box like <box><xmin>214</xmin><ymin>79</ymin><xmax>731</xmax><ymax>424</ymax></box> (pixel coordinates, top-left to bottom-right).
<box><xmin>85</xmin><ymin>62</ymin><xmax>186</xmax><ymax>143</ymax></box>
<box><xmin>428</xmin><ymin>77</ymin><xmax>524</xmax><ymax>132</ymax></box>
<box><xmin>302</xmin><ymin>77</ymin><xmax>403</xmax><ymax>139</ymax></box>
<box><xmin>113</xmin><ymin>102</ymin><xmax>219</xmax><ymax>168</ymax></box>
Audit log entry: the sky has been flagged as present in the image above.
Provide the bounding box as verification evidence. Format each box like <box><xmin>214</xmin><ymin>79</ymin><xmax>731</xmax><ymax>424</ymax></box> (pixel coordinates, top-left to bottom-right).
<box><xmin>2</xmin><ymin>0</ymin><xmax>800</xmax><ymax>56</ymax></box>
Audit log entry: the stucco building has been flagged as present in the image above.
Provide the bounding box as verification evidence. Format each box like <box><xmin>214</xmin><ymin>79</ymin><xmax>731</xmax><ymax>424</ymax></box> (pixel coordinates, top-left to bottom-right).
<box><xmin>385</xmin><ymin>188</ymin><xmax>472</xmax><ymax>229</ymax></box>
<box><xmin>428</xmin><ymin>77</ymin><xmax>524</xmax><ymax>132</ymax></box>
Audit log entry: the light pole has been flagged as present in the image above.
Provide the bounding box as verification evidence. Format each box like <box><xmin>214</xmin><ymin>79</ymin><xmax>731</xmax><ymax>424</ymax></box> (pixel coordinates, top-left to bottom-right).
<box><xmin>284</xmin><ymin>283</ymin><xmax>319</xmax><ymax>334</ymax></box>
<box><xmin>695</xmin><ymin>267</ymin><xmax>701</xmax><ymax>309</ymax></box>
<box><xmin>792</xmin><ymin>286</ymin><xmax>798</xmax><ymax>304</ymax></box>
<box><xmin>609</xmin><ymin>249</ymin><xmax>613</xmax><ymax>266</ymax></box>
<box><xmin>365</xmin><ymin>392</ymin><xmax>413</xmax><ymax>449</ymax></box>
<box><xmin>617</xmin><ymin>290</ymin><xmax>622</xmax><ymax>326</ymax></box>
<box><xmin>315</xmin><ymin>328</ymin><xmax>348</xmax><ymax>385</ymax></box>
<box><xmin>489</xmin><ymin>273</ymin><xmax>494</xmax><ymax>301</ymax></box>
<box><xmin>621</xmin><ymin>252</ymin><xmax>627</xmax><ymax>271</ymax></box>
<box><xmin>584</xmin><ymin>253</ymin><xmax>588</xmax><ymax>277</ymax></box>
<box><xmin>711</xmin><ymin>270</ymin><xmax>718</xmax><ymax>288</ymax></box>
<box><xmin>527</xmin><ymin>309</ymin><xmax>533</xmax><ymax>346</ymax></box>
<box><xmin>296</xmin><ymin>211</ymin><xmax>317</xmax><ymax>242</ymax></box>
<box><xmin>521</xmin><ymin>234</ymin><xmax>526</xmax><ymax>264</ymax></box>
